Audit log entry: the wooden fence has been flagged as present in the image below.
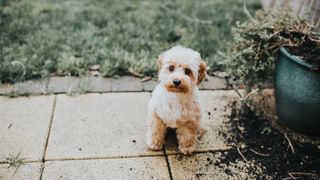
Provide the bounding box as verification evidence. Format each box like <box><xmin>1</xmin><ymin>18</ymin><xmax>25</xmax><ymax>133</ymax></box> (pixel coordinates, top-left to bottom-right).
<box><xmin>261</xmin><ymin>0</ymin><xmax>320</xmax><ymax>29</ymax></box>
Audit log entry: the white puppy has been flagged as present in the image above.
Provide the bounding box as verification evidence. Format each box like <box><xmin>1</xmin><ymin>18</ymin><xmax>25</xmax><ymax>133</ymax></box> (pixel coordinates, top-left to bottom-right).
<box><xmin>146</xmin><ymin>46</ymin><xmax>206</xmax><ymax>154</ymax></box>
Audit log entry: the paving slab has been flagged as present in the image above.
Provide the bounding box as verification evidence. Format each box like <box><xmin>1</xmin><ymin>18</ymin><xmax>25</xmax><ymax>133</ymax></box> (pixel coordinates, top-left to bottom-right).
<box><xmin>48</xmin><ymin>76</ymin><xmax>80</xmax><ymax>94</ymax></box>
<box><xmin>0</xmin><ymin>96</ymin><xmax>55</xmax><ymax>161</ymax></box>
<box><xmin>80</xmin><ymin>76</ymin><xmax>112</xmax><ymax>93</ymax></box>
<box><xmin>13</xmin><ymin>78</ymin><xmax>48</xmax><ymax>95</ymax></box>
<box><xmin>46</xmin><ymin>92</ymin><xmax>162</xmax><ymax>160</ymax></box>
<box><xmin>0</xmin><ymin>163</ymin><xmax>41</xmax><ymax>180</ymax></box>
<box><xmin>0</xmin><ymin>83</ymin><xmax>13</xmax><ymax>95</ymax></box>
<box><xmin>142</xmin><ymin>79</ymin><xmax>158</xmax><ymax>91</ymax></box>
<box><xmin>165</xmin><ymin>90</ymin><xmax>240</xmax><ymax>154</ymax></box>
<box><xmin>42</xmin><ymin>156</ymin><xmax>169</xmax><ymax>180</ymax></box>
<box><xmin>112</xmin><ymin>76</ymin><xmax>143</xmax><ymax>91</ymax></box>
<box><xmin>168</xmin><ymin>152</ymin><xmax>261</xmax><ymax>179</ymax></box>
<box><xmin>202</xmin><ymin>76</ymin><xmax>227</xmax><ymax>90</ymax></box>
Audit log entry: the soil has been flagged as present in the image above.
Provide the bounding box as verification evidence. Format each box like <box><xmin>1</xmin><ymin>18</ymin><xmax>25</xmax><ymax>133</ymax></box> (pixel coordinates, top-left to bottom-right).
<box><xmin>283</xmin><ymin>32</ymin><xmax>320</xmax><ymax>72</ymax></box>
<box><xmin>219</xmin><ymin>103</ymin><xmax>320</xmax><ymax>179</ymax></box>
<box><xmin>165</xmin><ymin>100</ymin><xmax>320</xmax><ymax>179</ymax></box>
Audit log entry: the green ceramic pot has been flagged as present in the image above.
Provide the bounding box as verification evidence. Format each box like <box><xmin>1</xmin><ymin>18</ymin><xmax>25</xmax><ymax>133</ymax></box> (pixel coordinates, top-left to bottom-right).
<box><xmin>275</xmin><ymin>47</ymin><xmax>320</xmax><ymax>135</ymax></box>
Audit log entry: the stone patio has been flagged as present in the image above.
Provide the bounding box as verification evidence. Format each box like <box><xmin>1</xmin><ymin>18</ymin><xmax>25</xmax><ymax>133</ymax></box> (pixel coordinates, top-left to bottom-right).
<box><xmin>0</xmin><ymin>77</ymin><xmax>248</xmax><ymax>180</ymax></box>
<box><xmin>0</xmin><ymin>75</ymin><xmax>229</xmax><ymax>96</ymax></box>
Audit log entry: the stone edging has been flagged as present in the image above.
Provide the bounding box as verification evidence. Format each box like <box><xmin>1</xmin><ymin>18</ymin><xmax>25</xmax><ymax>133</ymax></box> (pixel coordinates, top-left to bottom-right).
<box><xmin>0</xmin><ymin>75</ymin><xmax>230</xmax><ymax>96</ymax></box>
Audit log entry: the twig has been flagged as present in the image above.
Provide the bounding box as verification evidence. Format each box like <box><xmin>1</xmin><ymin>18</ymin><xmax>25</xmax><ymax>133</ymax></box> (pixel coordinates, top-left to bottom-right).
<box><xmin>141</xmin><ymin>76</ymin><xmax>152</xmax><ymax>82</ymax></box>
<box><xmin>241</xmin><ymin>88</ymin><xmax>259</xmax><ymax>101</ymax></box>
<box><xmin>288</xmin><ymin>173</ymin><xmax>297</xmax><ymax>180</ymax></box>
<box><xmin>282</xmin><ymin>172</ymin><xmax>316</xmax><ymax>180</ymax></box>
<box><xmin>249</xmin><ymin>148</ymin><xmax>270</xmax><ymax>157</ymax></box>
<box><xmin>284</xmin><ymin>133</ymin><xmax>295</xmax><ymax>154</ymax></box>
<box><xmin>308</xmin><ymin>37</ymin><xmax>320</xmax><ymax>43</ymax></box>
<box><xmin>282</xmin><ymin>177</ymin><xmax>297</xmax><ymax>180</ymax></box>
<box><xmin>282</xmin><ymin>173</ymin><xmax>302</xmax><ymax>180</ymax></box>
<box><xmin>236</xmin><ymin>147</ymin><xmax>248</xmax><ymax>162</ymax></box>
<box><xmin>243</xmin><ymin>4</ymin><xmax>257</xmax><ymax>24</ymax></box>
<box><xmin>290</xmin><ymin>172</ymin><xmax>316</xmax><ymax>175</ymax></box>
<box><xmin>128</xmin><ymin>68</ymin><xmax>144</xmax><ymax>77</ymax></box>
<box><xmin>279</xmin><ymin>43</ymin><xmax>299</xmax><ymax>47</ymax></box>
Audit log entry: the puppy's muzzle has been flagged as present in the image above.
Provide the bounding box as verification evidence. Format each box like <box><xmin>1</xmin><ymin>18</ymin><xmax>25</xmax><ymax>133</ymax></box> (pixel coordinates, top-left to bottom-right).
<box><xmin>173</xmin><ymin>79</ymin><xmax>181</xmax><ymax>87</ymax></box>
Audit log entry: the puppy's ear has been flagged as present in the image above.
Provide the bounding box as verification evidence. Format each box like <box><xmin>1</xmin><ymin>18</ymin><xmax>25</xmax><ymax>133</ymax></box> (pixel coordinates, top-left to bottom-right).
<box><xmin>197</xmin><ymin>60</ymin><xmax>207</xmax><ymax>85</ymax></box>
<box><xmin>157</xmin><ymin>53</ymin><xmax>164</xmax><ymax>71</ymax></box>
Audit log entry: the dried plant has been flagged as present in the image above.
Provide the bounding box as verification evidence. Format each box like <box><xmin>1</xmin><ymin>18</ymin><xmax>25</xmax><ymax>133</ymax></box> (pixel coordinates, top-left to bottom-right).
<box><xmin>227</xmin><ymin>7</ymin><xmax>320</xmax><ymax>91</ymax></box>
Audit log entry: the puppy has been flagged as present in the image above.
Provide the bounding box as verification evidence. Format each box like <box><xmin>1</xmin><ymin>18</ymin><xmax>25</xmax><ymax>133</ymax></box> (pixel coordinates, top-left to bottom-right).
<box><xmin>146</xmin><ymin>46</ymin><xmax>206</xmax><ymax>154</ymax></box>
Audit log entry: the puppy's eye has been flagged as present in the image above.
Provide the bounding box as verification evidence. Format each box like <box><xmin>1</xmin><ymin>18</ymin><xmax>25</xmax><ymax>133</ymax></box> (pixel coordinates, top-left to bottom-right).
<box><xmin>169</xmin><ymin>65</ymin><xmax>174</xmax><ymax>72</ymax></box>
<box><xmin>185</xmin><ymin>68</ymin><xmax>191</xmax><ymax>75</ymax></box>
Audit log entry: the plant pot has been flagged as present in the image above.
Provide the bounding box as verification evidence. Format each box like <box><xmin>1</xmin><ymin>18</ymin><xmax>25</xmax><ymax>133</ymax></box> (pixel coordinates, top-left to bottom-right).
<box><xmin>275</xmin><ymin>47</ymin><xmax>320</xmax><ymax>136</ymax></box>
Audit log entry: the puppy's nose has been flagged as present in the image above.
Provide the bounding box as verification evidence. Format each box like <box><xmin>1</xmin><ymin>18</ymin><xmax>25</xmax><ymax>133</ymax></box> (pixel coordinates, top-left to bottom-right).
<box><xmin>173</xmin><ymin>79</ymin><xmax>181</xmax><ymax>87</ymax></box>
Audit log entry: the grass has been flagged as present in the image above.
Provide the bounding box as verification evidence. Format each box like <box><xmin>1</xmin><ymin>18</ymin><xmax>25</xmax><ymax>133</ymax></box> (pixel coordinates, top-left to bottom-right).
<box><xmin>0</xmin><ymin>0</ymin><xmax>261</xmax><ymax>83</ymax></box>
<box><xmin>1</xmin><ymin>153</ymin><xmax>25</xmax><ymax>175</ymax></box>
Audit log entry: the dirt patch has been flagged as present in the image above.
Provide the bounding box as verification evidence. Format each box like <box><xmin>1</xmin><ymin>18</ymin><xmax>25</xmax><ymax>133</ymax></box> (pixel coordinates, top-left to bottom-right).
<box><xmin>219</xmin><ymin>103</ymin><xmax>320</xmax><ymax>179</ymax></box>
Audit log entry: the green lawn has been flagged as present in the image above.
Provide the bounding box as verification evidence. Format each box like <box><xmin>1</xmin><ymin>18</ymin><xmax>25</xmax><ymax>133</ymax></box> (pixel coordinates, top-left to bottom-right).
<box><xmin>0</xmin><ymin>0</ymin><xmax>261</xmax><ymax>82</ymax></box>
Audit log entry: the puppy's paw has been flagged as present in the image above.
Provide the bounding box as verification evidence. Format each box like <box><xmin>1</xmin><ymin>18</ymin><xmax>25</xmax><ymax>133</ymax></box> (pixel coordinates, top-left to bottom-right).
<box><xmin>146</xmin><ymin>137</ymin><xmax>163</xmax><ymax>151</ymax></box>
<box><xmin>179</xmin><ymin>145</ymin><xmax>195</xmax><ymax>155</ymax></box>
<box><xmin>147</xmin><ymin>143</ymin><xmax>163</xmax><ymax>151</ymax></box>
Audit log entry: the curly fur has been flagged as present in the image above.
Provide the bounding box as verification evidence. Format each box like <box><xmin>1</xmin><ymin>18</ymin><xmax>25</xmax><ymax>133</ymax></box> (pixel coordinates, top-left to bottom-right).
<box><xmin>146</xmin><ymin>46</ymin><xmax>206</xmax><ymax>154</ymax></box>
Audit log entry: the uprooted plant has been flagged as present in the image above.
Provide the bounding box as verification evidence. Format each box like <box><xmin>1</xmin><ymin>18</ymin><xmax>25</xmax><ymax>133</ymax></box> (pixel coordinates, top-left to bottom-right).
<box><xmin>226</xmin><ymin>7</ymin><xmax>320</xmax><ymax>91</ymax></box>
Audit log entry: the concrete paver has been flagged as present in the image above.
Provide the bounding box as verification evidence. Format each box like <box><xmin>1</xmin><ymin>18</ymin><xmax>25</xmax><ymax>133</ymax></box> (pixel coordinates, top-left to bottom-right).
<box><xmin>13</xmin><ymin>79</ymin><xmax>48</xmax><ymax>95</ymax></box>
<box><xmin>42</xmin><ymin>157</ymin><xmax>169</xmax><ymax>180</ymax></box>
<box><xmin>165</xmin><ymin>90</ymin><xmax>239</xmax><ymax>154</ymax></box>
<box><xmin>0</xmin><ymin>96</ymin><xmax>55</xmax><ymax>161</ymax></box>
<box><xmin>0</xmin><ymin>163</ymin><xmax>41</xmax><ymax>180</ymax></box>
<box><xmin>46</xmin><ymin>92</ymin><xmax>162</xmax><ymax>160</ymax></box>
<box><xmin>112</xmin><ymin>76</ymin><xmax>143</xmax><ymax>91</ymax></box>
<box><xmin>0</xmin><ymin>84</ymin><xmax>13</xmax><ymax>94</ymax></box>
<box><xmin>0</xmin><ymin>76</ymin><xmax>230</xmax><ymax>96</ymax></box>
<box><xmin>47</xmin><ymin>77</ymin><xmax>80</xmax><ymax>94</ymax></box>
<box><xmin>81</xmin><ymin>76</ymin><xmax>112</xmax><ymax>93</ymax></box>
<box><xmin>142</xmin><ymin>79</ymin><xmax>158</xmax><ymax>91</ymax></box>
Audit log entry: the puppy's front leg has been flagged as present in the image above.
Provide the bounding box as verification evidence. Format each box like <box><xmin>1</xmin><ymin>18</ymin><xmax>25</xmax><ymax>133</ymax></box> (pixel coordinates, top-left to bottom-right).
<box><xmin>176</xmin><ymin>121</ymin><xmax>198</xmax><ymax>154</ymax></box>
<box><xmin>146</xmin><ymin>113</ymin><xmax>167</xmax><ymax>151</ymax></box>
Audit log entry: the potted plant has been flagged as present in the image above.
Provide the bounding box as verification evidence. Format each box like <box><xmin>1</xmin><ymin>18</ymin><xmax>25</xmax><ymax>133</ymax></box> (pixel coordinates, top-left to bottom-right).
<box><xmin>227</xmin><ymin>8</ymin><xmax>320</xmax><ymax>135</ymax></box>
